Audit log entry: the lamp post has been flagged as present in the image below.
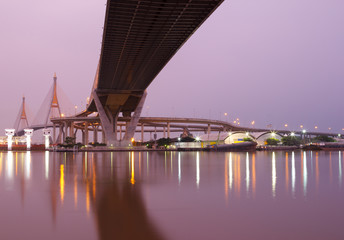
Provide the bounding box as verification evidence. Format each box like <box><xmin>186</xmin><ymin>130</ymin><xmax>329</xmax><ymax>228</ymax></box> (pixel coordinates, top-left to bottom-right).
<box><xmin>24</xmin><ymin>129</ymin><xmax>34</xmax><ymax>150</ymax></box>
<box><xmin>5</xmin><ymin>129</ymin><xmax>15</xmax><ymax>151</ymax></box>
<box><xmin>43</xmin><ymin>129</ymin><xmax>51</xmax><ymax>150</ymax></box>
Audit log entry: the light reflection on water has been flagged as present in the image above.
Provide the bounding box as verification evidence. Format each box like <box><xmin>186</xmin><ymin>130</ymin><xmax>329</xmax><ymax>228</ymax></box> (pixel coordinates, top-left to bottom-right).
<box><xmin>0</xmin><ymin>151</ymin><xmax>343</xmax><ymax>239</ymax></box>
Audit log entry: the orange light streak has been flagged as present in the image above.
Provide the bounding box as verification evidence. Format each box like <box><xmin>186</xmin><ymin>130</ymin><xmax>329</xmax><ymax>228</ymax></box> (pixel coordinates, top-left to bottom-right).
<box><xmin>60</xmin><ymin>164</ymin><xmax>65</xmax><ymax>203</ymax></box>
<box><xmin>252</xmin><ymin>153</ymin><xmax>256</xmax><ymax>197</ymax></box>
<box><xmin>285</xmin><ymin>152</ymin><xmax>289</xmax><ymax>191</ymax></box>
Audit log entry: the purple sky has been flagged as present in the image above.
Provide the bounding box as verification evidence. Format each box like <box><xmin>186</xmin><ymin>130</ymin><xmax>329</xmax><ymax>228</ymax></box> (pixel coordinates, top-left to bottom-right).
<box><xmin>1</xmin><ymin>0</ymin><xmax>344</xmax><ymax>133</ymax></box>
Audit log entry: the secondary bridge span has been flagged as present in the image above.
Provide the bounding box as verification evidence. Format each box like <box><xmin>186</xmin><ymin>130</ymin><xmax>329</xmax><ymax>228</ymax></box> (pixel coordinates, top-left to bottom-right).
<box><xmin>86</xmin><ymin>0</ymin><xmax>224</xmax><ymax>145</ymax></box>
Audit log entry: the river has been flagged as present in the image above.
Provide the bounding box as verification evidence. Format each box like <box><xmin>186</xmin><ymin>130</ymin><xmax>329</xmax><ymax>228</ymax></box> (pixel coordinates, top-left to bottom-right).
<box><xmin>0</xmin><ymin>150</ymin><xmax>343</xmax><ymax>239</ymax></box>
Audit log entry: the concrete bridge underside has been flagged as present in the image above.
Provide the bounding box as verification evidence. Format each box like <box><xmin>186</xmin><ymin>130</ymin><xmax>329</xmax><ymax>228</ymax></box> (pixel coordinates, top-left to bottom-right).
<box><xmin>85</xmin><ymin>0</ymin><xmax>224</xmax><ymax>146</ymax></box>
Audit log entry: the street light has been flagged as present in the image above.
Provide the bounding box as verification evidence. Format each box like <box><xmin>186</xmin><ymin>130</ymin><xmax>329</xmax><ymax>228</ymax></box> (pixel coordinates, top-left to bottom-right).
<box><xmin>284</xmin><ymin>124</ymin><xmax>288</xmax><ymax>128</ymax></box>
<box><xmin>300</xmin><ymin>125</ymin><xmax>303</xmax><ymax>129</ymax></box>
<box><xmin>315</xmin><ymin>126</ymin><xmax>318</xmax><ymax>130</ymax></box>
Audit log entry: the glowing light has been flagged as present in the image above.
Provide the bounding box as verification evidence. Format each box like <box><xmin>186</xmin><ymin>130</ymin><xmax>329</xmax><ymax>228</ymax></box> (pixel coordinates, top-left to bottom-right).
<box><xmin>291</xmin><ymin>132</ymin><xmax>295</xmax><ymax>136</ymax></box>
<box><xmin>246</xmin><ymin>132</ymin><xmax>249</xmax><ymax>136</ymax></box>
<box><xmin>224</xmin><ymin>113</ymin><xmax>228</xmax><ymax>116</ymax></box>
<box><xmin>315</xmin><ymin>126</ymin><xmax>318</xmax><ymax>129</ymax></box>
<box><xmin>131</xmin><ymin>137</ymin><xmax>135</xmax><ymax>143</ymax></box>
<box><xmin>60</xmin><ymin>164</ymin><xmax>65</xmax><ymax>203</ymax></box>
<box><xmin>302</xmin><ymin>129</ymin><xmax>306</xmax><ymax>134</ymax></box>
<box><xmin>61</xmin><ymin>113</ymin><xmax>65</xmax><ymax>117</ymax></box>
<box><xmin>43</xmin><ymin>129</ymin><xmax>51</xmax><ymax>149</ymax></box>
<box><xmin>271</xmin><ymin>132</ymin><xmax>276</xmax><ymax>137</ymax></box>
<box><xmin>5</xmin><ymin>129</ymin><xmax>15</xmax><ymax>151</ymax></box>
<box><xmin>131</xmin><ymin>152</ymin><xmax>135</xmax><ymax>184</ymax></box>
<box><xmin>284</xmin><ymin>124</ymin><xmax>288</xmax><ymax>128</ymax></box>
<box><xmin>251</xmin><ymin>121</ymin><xmax>255</xmax><ymax>125</ymax></box>
<box><xmin>300</xmin><ymin>125</ymin><xmax>303</xmax><ymax>129</ymax></box>
<box><xmin>328</xmin><ymin>127</ymin><xmax>332</xmax><ymax>130</ymax></box>
<box><xmin>195</xmin><ymin>136</ymin><xmax>200</xmax><ymax>142</ymax></box>
<box><xmin>24</xmin><ymin>129</ymin><xmax>33</xmax><ymax>150</ymax></box>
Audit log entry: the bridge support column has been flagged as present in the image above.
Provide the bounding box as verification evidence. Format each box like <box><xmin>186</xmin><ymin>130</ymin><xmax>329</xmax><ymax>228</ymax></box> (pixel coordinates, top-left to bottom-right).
<box><xmin>84</xmin><ymin>122</ymin><xmax>89</xmax><ymax>145</ymax></box>
<box><xmin>63</xmin><ymin>121</ymin><xmax>68</xmax><ymax>142</ymax></box>
<box><xmin>92</xmin><ymin>90</ymin><xmax>118</xmax><ymax>146</ymax></box>
<box><xmin>93</xmin><ymin>125</ymin><xmax>98</xmax><ymax>143</ymax></box>
<box><xmin>69</xmin><ymin>122</ymin><xmax>74</xmax><ymax>140</ymax></box>
<box><xmin>167</xmin><ymin>122</ymin><xmax>170</xmax><ymax>138</ymax></box>
<box><xmin>53</xmin><ymin>123</ymin><xmax>56</xmax><ymax>144</ymax></box>
<box><xmin>119</xmin><ymin>125</ymin><xmax>122</xmax><ymax>140</ymax></box>
<box><xmin>207</xmin><ymin>124</ymin><xmax>211</xmax><ymax>141</ymax></box>
<box><xmin>141</xmin><ymin>124</ymin><xmax>144</xmax><ymax>142</ymax></box>
<box><xmin>59</xmin><ymin>123</ymin><xmax>63</xmax><ymax>144</ymax></box>
<box><xmin>123</xmin><ymin>90</ymin><xmax>147</xmax><ymax>143</ymax></box>
<box><xmin>163</xmin><ymin>127</ymin><xmax>166</xmax><ymax>138</ymax></box>
<box><xmin>102</xmin><ymin>130</ymin><xmax>106</xmax><ymax>144</ymax></box>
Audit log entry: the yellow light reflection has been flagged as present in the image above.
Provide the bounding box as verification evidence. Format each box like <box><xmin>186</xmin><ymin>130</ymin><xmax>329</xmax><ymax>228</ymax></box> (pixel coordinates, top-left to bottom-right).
<box><xmin>316</xmin><ymin>152</ymin><xmax>319</xmax><ymax>189</ymax></box>
<box><xmin>246</xmin><ymin>152</ymin><xmax>250</xmax><ymax>193</ymax></box>
<box><xmin>285</xmin><ymin>152</ymin><xmax>289</xmax><ymax>191</ymax></box>
<box><xmin>272</xmin><ymin>152</ymin><xmax>276</xmax><ymax>198</ymax></box>
<box><xmin>92</xmin><ymin>158</ymin><xmax>96</xmax><ymax>199</ymax></box>
<box><xmin>60</xmin><ymin>164</ymin><xmax>65</xmax><ymax>203</ymax></box>
<box><xmin>252</xmin><ymin>153</ymin><xmax>256</xmax><ymax>197</ymax></box>
<box><xmin>86</xmin><ymin>180</ymin><xmax>90</xmax><ymax>215</ymax></box>
<box><xmin>235</xmin><ymin>155</ymin><xmax>241</xmax><ymax>195</ymax></box>
<box><xmin>131</xmin><ymin>152</ymin><xmax>135</xmax><ymax>185</ymax></box>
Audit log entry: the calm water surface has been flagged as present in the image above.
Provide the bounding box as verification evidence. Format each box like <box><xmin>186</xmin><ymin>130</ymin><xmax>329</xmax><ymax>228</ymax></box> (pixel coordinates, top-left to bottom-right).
<box><xmin>0</xmin><ymin>151</ymin><xmax>343</xmax><ymax>240</ymax></box>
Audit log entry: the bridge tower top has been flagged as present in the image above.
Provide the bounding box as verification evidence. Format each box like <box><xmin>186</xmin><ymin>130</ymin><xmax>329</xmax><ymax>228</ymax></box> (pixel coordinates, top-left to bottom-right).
<box><xmin>44</xmin><ymin>73</ymin><xmax>61</xmax><ymax>126</ymax></box>
<box><xmin>14</xmin><ymin>96</ymin><xmax>29</xmax><ymax>133</ymax></box>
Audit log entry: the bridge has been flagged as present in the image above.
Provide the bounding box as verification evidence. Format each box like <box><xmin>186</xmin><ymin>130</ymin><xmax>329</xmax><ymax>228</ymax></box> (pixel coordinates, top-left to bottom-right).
<box><xmin>12</xmin><ymin>0</ymin><xmax>342</xmax><ymax>147</ymax></box>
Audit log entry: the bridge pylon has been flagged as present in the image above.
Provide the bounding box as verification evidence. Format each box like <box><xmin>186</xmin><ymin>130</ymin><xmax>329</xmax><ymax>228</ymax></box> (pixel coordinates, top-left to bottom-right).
<box><xmin>44</xmin><ymin>73</ymin><xmax>62</xmax><ymax>127</ymax></box>
<box><xmin>14</xmin><ymin>96</ymin><xmax>29</xmax><ymax>134</ymax></box>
